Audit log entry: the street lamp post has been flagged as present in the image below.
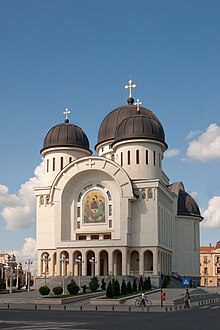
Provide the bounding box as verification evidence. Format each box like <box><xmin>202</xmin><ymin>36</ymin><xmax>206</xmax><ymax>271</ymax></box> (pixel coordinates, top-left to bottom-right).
<box><xmin>7</xmin><ymin>257</ymin><xmax>15</xmax><ymax>294</ymax></box>
<box><xmin>89</xmin><ymin>256</ymin><xmax>97</xmax><ymax>277</ymax></box>
<box><xmin>41</xmin><ymin>254</ymin><xmax>51</xmax><ymax>286</ymax></box>
<box><xmin>75</xmin><ymin>256</ymin><xmax>84</xmax><ymax>291</ymax></box>
<box><xmin>60</xmin><ymin>255</ymin><xmax>68</xmax><ymax>294</ymax></box>
<box><xmin>25</xmin><ymin>259</ymin><xmax>33</xmax><ymax>292</ymax></box>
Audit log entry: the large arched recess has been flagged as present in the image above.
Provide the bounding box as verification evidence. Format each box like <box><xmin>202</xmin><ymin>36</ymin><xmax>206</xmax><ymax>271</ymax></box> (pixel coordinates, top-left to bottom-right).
<box><xmin>49</xmin><ymin>156</ymin><xmax>134</xmax><ymax>241</ymax></box>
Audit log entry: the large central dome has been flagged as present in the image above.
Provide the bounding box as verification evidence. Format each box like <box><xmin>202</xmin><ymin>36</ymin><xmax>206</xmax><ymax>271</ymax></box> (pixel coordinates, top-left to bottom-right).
<box><xmin>95</xmin><ymin>103</ymin><xmax>167</xmax><ymax>150</ymax></box>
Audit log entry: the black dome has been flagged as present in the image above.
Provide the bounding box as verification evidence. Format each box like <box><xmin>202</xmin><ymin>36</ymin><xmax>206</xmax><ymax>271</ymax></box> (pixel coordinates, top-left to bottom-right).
<box><xmin>113</xmin><ymin>114</ymin><xmax>167</xmax><ymax>148</ymax></box>
<box><xmin>96</xmin><ymin>104</ymin><xmax>166</xmax><ymax>149</ymax></box>
<box><xmin>41</xmin><ymin>121</ymin><xmax>90</xmax><ymax>153</ymax></box>
<box><xmin>177</xmin><ymin>190</ymin><xmax>201</xmax><ymax>217</ymax></box>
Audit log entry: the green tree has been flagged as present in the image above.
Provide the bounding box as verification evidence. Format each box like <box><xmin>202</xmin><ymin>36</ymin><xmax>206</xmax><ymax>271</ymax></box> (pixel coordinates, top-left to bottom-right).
<box><xmin>52</xmin><ymin>286</ymin><xmax>63</xmax><ymax>296</ymax></box>
<box><xmin>113</xmin><ymin>279</ymin><xmax>120</xmax><ymax>297</ymax></box>
<box><xmin>106</xmin><ymin>281</ymin><xmax>113</xmax><ymax>298</ymax></box>
<box><xmin>121</xmin><ymin>279</ymin><xmax>127</xmax><ymax>296</ymax></box>
<box><xmin>132</xmin><ymin>278</ymin><xmax>138</xmax><ymax>292</ymax></box>
<box><xmin>39</xmin><ymin>286</ymin><xmax>50</xmax><ymax>296</ymax></box>
<box><xmin>89</xmin><ymin>276</ymin><xmax>99</xmax><ymax>292</ymax></box>
<box><xmin>67</xmin><ymin>280</ymin><xmax>80</xmax><ymax>294</ymax></box>
<box><xmin>0</xmin><ymin>279</ymin><xmax>6</xmax><ymax>290</ymax></box>
<box><xmin>127</xmin><ymin>281</ymin><xmax>133</xmax><ymax>294</ymax></box>
<box><xmin>101</xmin><ymin>278</ymin><xmax>106</xmax><ymax>290</ymax></box>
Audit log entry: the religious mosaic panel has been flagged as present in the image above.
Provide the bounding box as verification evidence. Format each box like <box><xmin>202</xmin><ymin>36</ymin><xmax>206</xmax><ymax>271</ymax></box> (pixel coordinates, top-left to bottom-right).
<box><xmin>83</xmin><ymin>190</ymin><xmax>105</xmax><ymax>223</ymax></box>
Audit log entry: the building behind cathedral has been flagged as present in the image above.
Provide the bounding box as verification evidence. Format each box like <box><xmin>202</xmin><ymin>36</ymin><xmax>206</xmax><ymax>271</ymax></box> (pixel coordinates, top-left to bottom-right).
<box><xmin>35</xmin><ymin>81</ymin><xmax>203</xmax><ymax>287</ymax></box>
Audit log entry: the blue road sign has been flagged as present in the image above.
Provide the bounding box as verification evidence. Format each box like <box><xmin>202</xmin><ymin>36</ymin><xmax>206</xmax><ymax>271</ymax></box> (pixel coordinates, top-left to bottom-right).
<box><xmin>182</xmin><ymin>277</ymin><xmax>190</xmax><ymax>286</ymax></box>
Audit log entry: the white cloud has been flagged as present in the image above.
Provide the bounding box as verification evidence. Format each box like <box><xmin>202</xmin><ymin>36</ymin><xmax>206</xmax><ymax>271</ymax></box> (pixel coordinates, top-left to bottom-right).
<box><xmin>202</xmin><ymin>196</ymin><xmax>220</xmax><ymax>228</ymax></box>
<box><xmin>187</xmin><ymin>123</ymin><xmax>220</xmax><ymax>161</ymax></box>
<box><xmin>9</xmin><ymin>237</ymin><xmax>37</xmax><ymax>270</ymax></box>
<box><xmin>0</xmin><ymin>162</ymin><xmax>44</xmax><ymax>230</ymax></box>
<box><xmin>164</xmin><ymin>148</ymin><xmax>180</xmax><ymax>158</ymax></box>
<box><xmin>186</xmin><ymin>129</ymin><xmax>201</xmax><ymax>141</ymax></box>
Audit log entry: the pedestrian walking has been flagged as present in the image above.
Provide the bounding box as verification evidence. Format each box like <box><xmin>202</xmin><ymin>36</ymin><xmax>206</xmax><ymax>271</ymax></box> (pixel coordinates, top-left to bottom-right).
<box><xmin>184</xmin><ymin>288</ymin><xmax>190</xmax><ymax>308</ymax></box>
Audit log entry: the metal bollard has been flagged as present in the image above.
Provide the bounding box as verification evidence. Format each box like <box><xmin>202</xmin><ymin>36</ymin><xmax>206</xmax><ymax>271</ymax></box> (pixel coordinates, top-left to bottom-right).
<box><xmin>80</xmin><ymin>305</ymin><xmax>82</xmax><ymax>311</ymax></box>
<box><xmin>7</xmin><ymin>304</ymin><xmax>9</xmax><ymax>309</ymax></box>
<box><xmin>35</xmin><ymin>305</ymin><xmax>37</xmax><ymax>310</ymax></box>
<box><xmin>112</xmin><ymin>306</ymin><xmax>114</xmax><ymax>311</ymax></box>
<box><xmin>64</xmin><ymin>305</ymin><xmax>66</xmax><ymax>310</ymax></box>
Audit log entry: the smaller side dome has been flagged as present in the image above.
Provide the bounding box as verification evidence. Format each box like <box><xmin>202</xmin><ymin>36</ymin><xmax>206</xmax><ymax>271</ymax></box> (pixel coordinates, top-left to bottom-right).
<box><xmin>41</xmin><ymin>122</ymin><xmax>91</xmax><ymax>154</ymax></box>
<box><xmin>177</xmin><ymin>190</ymin><xmax>202</xmax><ymax>217</ymax></box>
<box><xmin>113</xmin><ymin>114</ymin><xmax>167</xmax><ymax>149</ymax></box>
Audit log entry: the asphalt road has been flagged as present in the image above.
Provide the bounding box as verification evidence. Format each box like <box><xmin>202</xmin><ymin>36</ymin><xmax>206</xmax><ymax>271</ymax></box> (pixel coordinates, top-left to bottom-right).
<box><xmin>0</xmin><ymin>303</ymin><xmax>219</xmax><ymax>330</ymax></box>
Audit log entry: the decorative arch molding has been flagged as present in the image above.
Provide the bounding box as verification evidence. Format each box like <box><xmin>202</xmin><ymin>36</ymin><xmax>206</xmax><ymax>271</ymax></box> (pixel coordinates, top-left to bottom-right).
<box><xmin>49</xmin><ymin>156</ymin><xmax>134</xmax><ymax>202</ymax></box>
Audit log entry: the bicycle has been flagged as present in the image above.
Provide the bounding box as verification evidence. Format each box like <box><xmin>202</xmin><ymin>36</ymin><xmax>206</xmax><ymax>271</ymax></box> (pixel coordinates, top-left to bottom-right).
<box><xmin>135</xmin><ymin>296</ymin><xmax>152</xmax><ymax>307</ymax></box>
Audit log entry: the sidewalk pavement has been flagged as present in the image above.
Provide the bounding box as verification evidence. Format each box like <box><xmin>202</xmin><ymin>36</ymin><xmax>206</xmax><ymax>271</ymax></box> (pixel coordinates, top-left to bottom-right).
<box><xmin>0</xmin><ymin>287</ymin><xmax>219</xmax><ymax>308</ymax></box>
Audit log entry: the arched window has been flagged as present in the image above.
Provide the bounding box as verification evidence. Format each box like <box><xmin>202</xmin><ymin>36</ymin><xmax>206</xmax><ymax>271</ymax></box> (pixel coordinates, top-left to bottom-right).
<box><xmin>46</xmin><ymin>159</ymin><xmax>49</xmax><ymax>172</ymax></box>
<box><xmin>153</xmin><ymin>151</ymin><xmax>156</xmax><ymax>166</ymax></box>
<box><xmin>53</xmin><ymin>158</ymin><xmax>55</xmax><ymax>171</ymax></box>
<box><xmin>148</xmin><ymin>189</ymin><xmax>153</xmax><ymax>199</ymax></box>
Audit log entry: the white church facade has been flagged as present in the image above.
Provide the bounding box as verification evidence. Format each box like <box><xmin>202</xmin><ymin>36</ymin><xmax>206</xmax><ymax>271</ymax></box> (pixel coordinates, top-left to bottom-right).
<box><xmin>35</xmin><ymin>81</ymin><xmax>203</xmax><ymax>286</ymax></box>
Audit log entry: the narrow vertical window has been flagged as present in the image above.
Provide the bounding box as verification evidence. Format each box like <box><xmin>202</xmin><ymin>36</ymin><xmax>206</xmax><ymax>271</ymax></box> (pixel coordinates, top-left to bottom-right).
<box><xmin>53</xmin><ymin>158</ymin><xmax>55</xmax><ymax>171</ymax></box>
<box><xmin>109</xmin><ymin>205</ymin><xmax>112</xmax><ymax>216</ymax></box>
<box><xmin>136</xmin><ymin>150</ymin><xmax>139</xmax><ymax>164</ymax></box>
<box><xmin>146</xmin><ymin>150</ymin><xmax>148</xmax><ymax>164</ymax></box>
<box><xmin>77</xmin><ymin>207</ymin><xmax>80</xmax><ymax>217</ymax></box>
<box><xmin>69</xmin><ymin>157</ymin><xmax>72</xmax><ymax>163</ymax></box>
<box><xmin>47</xmin><ymin>159</ymin><xmax>49</xmax><ymax>172</ymax></box>
<box><xmin>153</xmin><ymin>151</ymin><xmax>156</xmax><ymax>166</ymax></box>
<box><xmin>127</xmin><ymin>150</ymin><xmax>130</xmax><ymax>165</ymax></box>
<box><xmin>121</xmin><ymin>152</ymin><xmax>123</xmax><ymax>166</ymax></box>
<box><xmin>60</xmin><ymin>157</ymin><xmax>64</xmax><ymax>170</ymax></box>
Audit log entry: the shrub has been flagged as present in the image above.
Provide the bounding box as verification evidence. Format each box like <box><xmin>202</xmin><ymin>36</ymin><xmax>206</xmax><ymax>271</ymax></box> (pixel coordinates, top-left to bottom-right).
<box><xmin>132</xmin><ymin>278</ymin><xmax>138</xmax><ymax>292</ymax></box>
<box><xmin>113</xmin><ymin>279</ymin><xmax>120</xmax><ymax>297</ymax></box>
<box><xmin>121</xmin><ymin>279</ymin><xmax>127</xmax><ymax>296</ymax></box>
<box><xmin>106</xmin><ymin>281</ymin><xmax>113</xmax><ymax>298</ymax></box>
<box><xmin>101</xmin><ymin>278</ymin><xmax>106</xmax><ymax>290</ymax></box>
<box><xmin>0</xmin><ymin>279</ymin><xmax>6</xmax><ymax>290</ymax></box>
<box><xmin>81</xmin><ymin>285</ymin><xmax>87</xmax><ymax>293</ymax></box>
<box><xmin>52</xmin><ymin>286</ymin><xmax>63</xmax><ymax>296</ymax></box>
<box><xmin>39</xmin><ymin>286</ymin><xmax>50</xmax><ymax>296</ymax></box>
<box><xmin>127</xmin><ymin>281</ymin><xmax>133</xmax><ymax>294</ymax></box>
<box><xmin>67</xmin><ymin>280</ymin><xmax>80</xmax><ymax>294</ymax></box>
<box><xmin>138</xmin><ymin>276</ymin><xmax>144</xmax><ymax>291</ymax></box>
<box><xmin>89</xmin><ymin>276</ymin><xmax>99</xmax><ymax>292</ymax></box>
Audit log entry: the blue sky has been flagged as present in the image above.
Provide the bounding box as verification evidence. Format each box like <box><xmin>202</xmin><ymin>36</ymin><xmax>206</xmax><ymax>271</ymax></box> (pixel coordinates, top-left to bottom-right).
<box><xmin>0</xmin><ymin>0</ymin><xmax>220</xmax><ymax>264</ymax></box>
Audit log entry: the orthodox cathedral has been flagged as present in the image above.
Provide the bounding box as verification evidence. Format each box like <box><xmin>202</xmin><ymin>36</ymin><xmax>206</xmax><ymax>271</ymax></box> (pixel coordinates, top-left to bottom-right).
<box><xmin>35</xmin><ymin>80</ymin><xmax>203</xmax><ymax>286</ymax></box>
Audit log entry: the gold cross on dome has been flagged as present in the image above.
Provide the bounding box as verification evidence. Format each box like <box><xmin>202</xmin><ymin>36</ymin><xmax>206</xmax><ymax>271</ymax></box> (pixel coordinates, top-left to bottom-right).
<box><xmin>125</xmin><ymin>79</ymin><xmax>136</xmax><ymax>98</ymax></box>
<box><xmin>63</xmin><ymin>108</ymin><xmax>70</xmax><ymax>120</ymax></box>
<box><xmin>135</xmin><ymin>99</ymin><xmax>142</xmax><ymax>113</ymax></box>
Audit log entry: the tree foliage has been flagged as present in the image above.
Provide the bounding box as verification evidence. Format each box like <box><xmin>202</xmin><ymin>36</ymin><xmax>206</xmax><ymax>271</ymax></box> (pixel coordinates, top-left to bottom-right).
<box><xmin>89</xmin><ymin>276</ymin><xmax>99</xmax><ymax>292</ymax></box>
<box><xmin>67</xmin><ymin>280</ymin><xmax>80</xmax><ymax>294</ymax></box>
<box><xmin>52</xmin><ymin>286</ymin><xmax>63</xmax><ymax>296</ymax></box>
<box><xmin>39</xmin><ymin>285</ymin><xmax>50</xmax><ymax>296</ymax></box>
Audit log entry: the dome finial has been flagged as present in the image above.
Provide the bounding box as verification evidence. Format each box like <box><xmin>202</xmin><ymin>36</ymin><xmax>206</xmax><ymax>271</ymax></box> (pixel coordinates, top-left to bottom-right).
<box><xmin>134</xmin><ymin>99</ymin><xmax>142</xmax><ymax>113</ymax></box>
<box><xmin>125</xmin><ymin>79</ymin><xmax>136</xmax><ymax>104</ymax></box>
<box><xmin>63</xmin><ymin>108</ymin><xmax>70</xmax><ymax>123</ymax></box>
